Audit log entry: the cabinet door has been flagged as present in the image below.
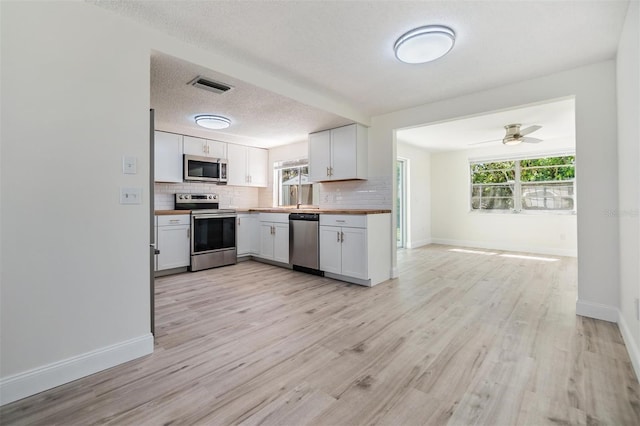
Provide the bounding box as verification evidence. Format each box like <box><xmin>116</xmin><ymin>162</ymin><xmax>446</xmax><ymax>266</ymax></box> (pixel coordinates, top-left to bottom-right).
<box><xmin>340</xmin><ymin>227</ymin><xmax>367</xmax><ymax>280</ymax></box>
<box><xmin>319</xmin><ymin>225</ymin><xmax>342</xmax><ymax>274</ymax></box>
<box><xmin>247</xmin><ymin>147</ymin><xmax>268</xmax><ymax>187</ymax></box>
<box><xmin>309</xmin><ymin>130</ymin><xmax>331</xmax><ymax>182</ymax></box>
<box><xmin>207</xmin><ymin>140</ymin><xmax>227</xmax><ymax>159</ymax></box>
<box><xmin>273</xmin><ymin>223</ymin><xmax>290</xmax><ymax>263</ymax></box>
<box><xmin>154</xmin><ymin>131</ymin><xmax>183</xmax><ymax>183</ymax></box>
<box><xmin>157</xmin><ymin>224</ymin><xmax>190</xmax><ymax>270</ymax></box>
<box><xmin>236</xmin><ymin>214</ymin><xmax>252</xmax><ymax>256</ymax></box>
<box><xmin>258</xmin><ymin>223</ymin><xmax>275</xmax><ymax>259</ymax></box>
<box><xmin>330</xmin><ymin>124</ymin><xmax>357</xmax><ymax>181</ymax></box>
<box><xmin>182</xmin><ymin>135</ymin><xmax>207</xmax><ymax>156</ymax></box>
<box><xmin>249</xmin><ymin>216</ymin><xmax>260</xmax><ymax>254</ymax></box>
<box><xmin>227</xmin><ymin>143</ymin><xmax>248</xmax><ymax>186</ymax></box>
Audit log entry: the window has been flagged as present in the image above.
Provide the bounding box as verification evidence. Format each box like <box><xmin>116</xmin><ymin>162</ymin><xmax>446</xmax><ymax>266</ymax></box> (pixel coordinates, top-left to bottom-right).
<box><xmin>470</xmin><ymin>155</ymin><xmax>575</xmax><ymax>212</ymax></box>
<box><xmin>276</xmin><ymin>160</ymin><xmax>313</xmax><ymax>206</ymax></box>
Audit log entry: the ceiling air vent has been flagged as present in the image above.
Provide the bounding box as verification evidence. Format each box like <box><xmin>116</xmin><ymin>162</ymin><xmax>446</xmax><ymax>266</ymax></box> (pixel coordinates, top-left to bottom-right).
<box><xmin>188</xmin><ymin>76</ymin><xmax>233</xmax><ymax>94</ymax></box>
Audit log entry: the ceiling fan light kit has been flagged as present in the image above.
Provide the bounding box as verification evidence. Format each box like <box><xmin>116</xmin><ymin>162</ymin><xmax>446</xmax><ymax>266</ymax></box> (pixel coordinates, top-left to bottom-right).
<box><xmin>195</xmin><ymin>114</ymin><xmax>232</xmax><ymax>130</ymax></box>
<box><xmin>501</xmin><ymin>124</ymin><xmax>543</xmax><ymax>145</ymax></box>
<box><xmin>394</xmin><ymin>25</ymin><xmax>455</xmax><ymax>64</ymax></box>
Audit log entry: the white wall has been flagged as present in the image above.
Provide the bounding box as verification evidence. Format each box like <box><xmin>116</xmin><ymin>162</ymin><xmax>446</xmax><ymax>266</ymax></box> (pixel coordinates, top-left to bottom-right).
<box><xmin>616</xmin><ymin>0</ymin><xmax>640</xmax><ymax>379</ymax></box>
<box><xmin>370</xmin><ymin>61</ymin><xmax>620</xmax><ymax>321</ymax></box>
<box><xmin>0</xmin><ymin>1</ymin><xmax>153</xmax><ymax>403</ymax></box>
<box><xmin>397</xmin><ymin>142</ymin><xmax>431</xmax><ymax>248</ymax></box>
<box><xmin>429</xmin><ymin>140</ymin><xmax>578</xmax><ymax>257</ymax></box>
<box><xmin>0</xmin><ymin>0</ymin><xmax>365</xmax><ymax>404</ymax></box>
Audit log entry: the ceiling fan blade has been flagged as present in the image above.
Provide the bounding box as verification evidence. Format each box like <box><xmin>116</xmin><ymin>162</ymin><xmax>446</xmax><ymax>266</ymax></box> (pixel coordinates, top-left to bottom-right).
<box><xmin>519</xmin><ymin>125</ymin><xmax>542</xmax><ymax>136</ymax></box>
<box><xmin>521</xmin><ymin>137</ymin><xmax>543</xmax><ymax>144</ymax></box>
<box><xmin>468</xmin><ymin>138</ymin><xmax>502</xmax><ymax>146</ymax></box>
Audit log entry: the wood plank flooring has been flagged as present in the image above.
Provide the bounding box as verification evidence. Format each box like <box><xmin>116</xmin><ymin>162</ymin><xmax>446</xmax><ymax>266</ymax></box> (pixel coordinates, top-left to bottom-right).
<box><xmin>2</xmin><ymin>245</ymin><xmax>639</xmax><ymax>425</ymax></box>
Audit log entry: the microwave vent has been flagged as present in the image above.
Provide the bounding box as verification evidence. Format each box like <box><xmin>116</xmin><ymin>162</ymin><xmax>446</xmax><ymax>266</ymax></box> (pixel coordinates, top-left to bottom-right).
<box><xmin>188</xmin><ymin>76</ymin><xmax>233</xmax><ymax>94</ymax></box>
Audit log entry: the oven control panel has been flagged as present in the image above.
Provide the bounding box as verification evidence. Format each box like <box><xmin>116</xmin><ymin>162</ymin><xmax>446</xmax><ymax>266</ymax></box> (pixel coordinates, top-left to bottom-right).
<box><xmin>175</xmin><ymin>193</ymin><xmax>219</xmax><ymax>210</ymax></box>
<box><xmin>176</xmin><ymin>193</ymin><xmax>217</xmax><ymax>201</ymax></box>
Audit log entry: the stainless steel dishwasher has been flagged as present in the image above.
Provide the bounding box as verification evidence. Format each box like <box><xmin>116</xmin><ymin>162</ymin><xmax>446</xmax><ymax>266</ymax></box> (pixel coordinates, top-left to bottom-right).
<box><xmin>289</xmin><ymin>213</ymin><xmax>323</xmax><ymax>275</ymax></box>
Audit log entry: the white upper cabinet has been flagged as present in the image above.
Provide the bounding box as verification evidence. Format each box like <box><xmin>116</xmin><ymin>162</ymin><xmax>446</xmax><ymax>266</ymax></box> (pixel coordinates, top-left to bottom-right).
<box><xmin>308</xmin><ymin>123</ymin><xmax>367</xmax><ymax>182</ymax></box>
<box><xmin>154</xmin><ymin>131</ymin><xmax>183</xmax><ymax>183</ymax></box>
<box><xmin>183</xmin><ymin>135</ymin><xmax>227</xmax><ymax>159</ymax></box>
<box><xmin>309</xmin><ymin>131</ymin><xmax>332</xmax><ymax>182</ymax></box>
<box><xmin>227</xmin><ymin>144</ymin><xmax>268</xmax><ymax>187</ymax></box>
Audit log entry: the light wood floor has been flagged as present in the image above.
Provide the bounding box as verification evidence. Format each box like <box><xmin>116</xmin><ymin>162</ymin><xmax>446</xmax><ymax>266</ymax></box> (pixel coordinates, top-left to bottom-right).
<box><xmin>2</xmin><ymin>245</ymin><xmax>639</xmax><ymax>425</ymax></box>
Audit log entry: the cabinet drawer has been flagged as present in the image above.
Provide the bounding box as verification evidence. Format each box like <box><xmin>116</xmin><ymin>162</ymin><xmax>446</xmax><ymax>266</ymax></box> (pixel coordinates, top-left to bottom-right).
<box><xmin>259</xmin><ymin>213</ymin><xmax>289</xmax><ymax>223</ymax></box>
<box><xmin>320</xmin><ymin>214</ymin><xmax>366</xmax><ymax>228</ymax></box>
<box><xmin>157</xmin><ymin>214</ymin><xmax>190</xmax><ymax>226</ymax></box>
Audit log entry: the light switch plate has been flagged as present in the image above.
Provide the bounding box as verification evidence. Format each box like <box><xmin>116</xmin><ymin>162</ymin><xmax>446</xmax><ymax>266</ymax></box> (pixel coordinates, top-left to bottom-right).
<box><xmin>120</xmin><ymin>187</ymin><xmax>142</xmax><ymax>204</ymax></box>
<box><xmin>122</xmin><ymin>156</ymin><xmax>137</xmax><ymax>174</ymax></box>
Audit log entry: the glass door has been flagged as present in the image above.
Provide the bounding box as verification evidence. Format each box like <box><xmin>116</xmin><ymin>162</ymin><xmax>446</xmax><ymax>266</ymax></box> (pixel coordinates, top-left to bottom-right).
<box><xmin>396</xmin><ymin>159</ymin><xmax>407</xmax><ymax>248</ymax></box>
<box><xmin>192</xmin><ymin>215</ymin><xmax>237</xmax><ymax>253</ymax></box>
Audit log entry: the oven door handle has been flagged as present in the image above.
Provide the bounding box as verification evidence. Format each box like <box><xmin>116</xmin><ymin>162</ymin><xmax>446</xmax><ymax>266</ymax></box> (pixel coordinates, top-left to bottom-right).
<box><xmin>192</xmin><ymin>214</ymin><xmax>238</xmax><ymax>220</ymax></box>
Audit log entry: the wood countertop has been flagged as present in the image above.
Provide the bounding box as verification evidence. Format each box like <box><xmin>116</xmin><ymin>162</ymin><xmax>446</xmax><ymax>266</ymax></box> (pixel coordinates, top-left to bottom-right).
<box><xmin>241</xmin><ymin>208</ymin><xmax>391</xmax><ymax>215</ymax></box>
<box><xmin>155</xmin><ymin>208</ymin><xmax>391</xmax><ymax>215</ymax></box>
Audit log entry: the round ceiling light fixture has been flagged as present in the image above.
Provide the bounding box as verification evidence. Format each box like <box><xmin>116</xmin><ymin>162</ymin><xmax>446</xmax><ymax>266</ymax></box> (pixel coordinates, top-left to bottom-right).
<box><xmin>394</xmin><ymin>25</ymin><xmax>455</xmax><ymax>64</ymax></box>
<box><xmin>195</xmin><ymin>114</ymin><xmax>231</xmax><ymax>130</ymax></box>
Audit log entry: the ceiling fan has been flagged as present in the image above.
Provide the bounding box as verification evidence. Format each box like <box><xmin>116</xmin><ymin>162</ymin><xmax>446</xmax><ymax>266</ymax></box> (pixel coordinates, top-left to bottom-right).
<box><xmin>470</xmin><ymin>123</ymin><xmax>543</xmax><ymax>146</ymax></box>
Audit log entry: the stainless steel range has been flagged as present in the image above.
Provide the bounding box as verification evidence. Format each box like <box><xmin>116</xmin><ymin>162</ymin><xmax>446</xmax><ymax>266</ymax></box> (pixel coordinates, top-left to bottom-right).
<box><xmin>175</xmin><ymin>193</ymin><xmax>237</xmax><ymax>272</ymax></box>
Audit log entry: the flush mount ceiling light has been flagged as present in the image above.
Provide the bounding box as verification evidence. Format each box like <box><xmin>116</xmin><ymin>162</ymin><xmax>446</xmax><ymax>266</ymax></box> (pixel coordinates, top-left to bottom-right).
<box><xmin>195</xmin><ymin>115</ymin><xmax>231</xmax><ymax>130</ymax></box>
<box><xmin>394</xmin><ymin>25</ymin><xmax>455</xmax><ymax>64</ymax></box>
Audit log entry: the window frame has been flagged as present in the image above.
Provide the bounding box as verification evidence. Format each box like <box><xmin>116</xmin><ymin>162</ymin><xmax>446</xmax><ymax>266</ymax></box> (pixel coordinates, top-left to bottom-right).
<box><xmin>469</xmin><ymin>153</ymin><xmax>576</xmax><ymax>215</ymax></box>
<box><xmin>274</xmin><ymin>159</ymin><xmax>312</xmax><ymax>207</ymax></box>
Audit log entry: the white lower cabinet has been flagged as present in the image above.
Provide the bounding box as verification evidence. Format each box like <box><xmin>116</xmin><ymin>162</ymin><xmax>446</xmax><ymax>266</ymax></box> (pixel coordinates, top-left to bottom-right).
<box><xmin>320</xmin><ymin>226</ymin><xmax>367</xmax><ymax>279</ymax></box>
<box><xmin>237</xmin><ymin>213</ymin><xmax>258</xmax><ymax>257</ymax></box>
<box><xmin>319</xmin><ymin>214</ymin><xmax>390</xmax><ymax>286</ymax></box>
<box><xmin>257</xmin><ymin>213</ymin><xmax>289</xmax><ymax>264</ymax></box>
<box><xmin>156</xmin><ymin>215</ymin><xmax>191</xmax><ymax>271</ymax></box>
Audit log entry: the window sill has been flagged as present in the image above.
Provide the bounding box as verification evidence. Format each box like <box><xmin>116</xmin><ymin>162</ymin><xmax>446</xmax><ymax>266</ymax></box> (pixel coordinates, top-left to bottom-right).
<box><xmin>468</xmin><ymin>210</ymin><xmax>576</xmax><ymax>216</ymax></box>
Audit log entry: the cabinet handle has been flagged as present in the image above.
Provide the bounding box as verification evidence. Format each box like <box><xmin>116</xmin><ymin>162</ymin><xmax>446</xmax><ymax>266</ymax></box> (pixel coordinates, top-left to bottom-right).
<box><xmin>326</xmin><ymin>167</ymin><xmax>330</xmax><ymax>177</ymax></box>
<box><xmin>238</xmin><ymin>218</ymin><xmax>241</xmax><ymax>226</ymax></box>
<box><xmin>335</xmin><ymin>220</ymin><xmax>346</xmax><ymax>223</ymax></box>
<box><xmin>341</xmin><ymin>231</ymin><xmax>344</xmax><ymax>242</ymax></box>
<box><xmin>169</xmin><ymin>219</ymin><xmax>179</xmax><ymax>223</ymax></box>
<box><xmin>330</xmin><ymin>167</ymin><xmax>333</xmax><ymax>176</ymax></box>
<box><xmin>337</xmin><ymin>231</ymin><xmax>340</xmax><ymax>242</ymax></box>
<box><xmin>187</xmin><ymin>228</ymin><xmax>190</xmax><ymax>238</ymax></box>
<box><xmin>271</xmin><ymin>225</ymin><xmax>275</xmax><ymax>235</ymax></box>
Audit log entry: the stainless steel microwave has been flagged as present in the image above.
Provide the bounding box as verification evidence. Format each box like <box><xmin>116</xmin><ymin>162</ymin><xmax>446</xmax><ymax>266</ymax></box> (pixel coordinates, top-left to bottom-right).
<box><xmin>183</xmin><ymin>155</ymin><xmax>228</xmax><ymax>184</ymax></box>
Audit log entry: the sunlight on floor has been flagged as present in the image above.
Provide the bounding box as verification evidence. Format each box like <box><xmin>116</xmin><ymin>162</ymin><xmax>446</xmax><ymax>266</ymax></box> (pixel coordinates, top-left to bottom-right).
<box><xmin>448</xmin><ymin>248</ymin><xmax>559</xmax><ymax>262</ymax></box>
<box><xmin>449</xmin><ymin>248</ymin><xmax>497</xmax><ymax>256</ymax></box>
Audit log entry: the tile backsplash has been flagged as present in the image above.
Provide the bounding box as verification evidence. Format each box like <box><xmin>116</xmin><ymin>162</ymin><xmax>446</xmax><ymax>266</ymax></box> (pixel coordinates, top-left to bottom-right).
<box><xmin>154</xmin><ymin>182</ymin><xmax>260</xmax><ymax>210</ymax></box>
<box><xmin>156</xmin><ymin>176</ymin><xmax>393</xmax><ymax>211</ymax></box>
<box><xmin>318</xmin><ymin>176</ymin><xmax>392</xmax><ymax>209</ymax></box>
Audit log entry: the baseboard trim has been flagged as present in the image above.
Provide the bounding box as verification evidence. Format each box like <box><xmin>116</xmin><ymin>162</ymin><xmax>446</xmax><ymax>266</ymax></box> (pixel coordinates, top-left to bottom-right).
<box><xmin>0</xmin><ymin>333</ymin><xmax>154</xmax><ymax>406</ymax></box>
<box><xmin>406</xmin><ymin>238</ymin><xmax>431</xmax><ymax>249</ymax></box>
<box><xmin>390</xmin><ymin>266</ymin><xmax>399</xmax><ymax>279</ymax></box>
<box><xmin>575</xmin><ymin>299</ymin><xmax>618</xmax><ymax>322</ymax></box>
<box><xmin>617</xmin><ymin>310</ymin><xmax>640</xmax><ymax>382</ymax></box>
<box><xmin>430</xmin><ymin>238</ymin><xmax>577</xmax><ymax>257</ymax></box>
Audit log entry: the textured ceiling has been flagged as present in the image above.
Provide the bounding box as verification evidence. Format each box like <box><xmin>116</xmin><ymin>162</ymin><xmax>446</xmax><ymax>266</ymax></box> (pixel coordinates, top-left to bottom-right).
<box><xmin>92</xmin><ymin>0</ymin><xmax>628</xmax><ymax>149</ymax></box>
<box><xmin>396</xmin><ymin>98</ymin><xmax>576</xmax><ymax>152</ymax></box>
<box><xmin>151</xmin><ymin>53</ymin><xmax>352</xmax><ymax>148</ymax></box>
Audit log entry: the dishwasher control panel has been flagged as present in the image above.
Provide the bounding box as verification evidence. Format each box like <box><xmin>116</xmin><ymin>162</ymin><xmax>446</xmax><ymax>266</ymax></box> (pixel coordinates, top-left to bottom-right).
<box><xmin>289</xmin><ymin>213</ymin><xmax>319</xmax><ymax>221</ymax></box>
